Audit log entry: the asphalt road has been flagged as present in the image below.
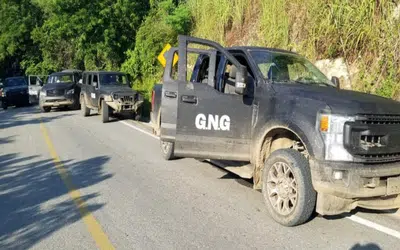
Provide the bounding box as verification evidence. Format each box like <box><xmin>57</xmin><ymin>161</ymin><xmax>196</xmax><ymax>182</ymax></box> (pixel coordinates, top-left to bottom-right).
<box><xmin>1</xmin><ymin>105</ymin><xmax>400</xmax><ymax>249</ymax></box>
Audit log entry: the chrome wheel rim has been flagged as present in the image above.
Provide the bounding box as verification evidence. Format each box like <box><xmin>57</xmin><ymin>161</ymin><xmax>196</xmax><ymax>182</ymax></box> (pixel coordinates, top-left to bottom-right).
<box><xmin>267</xmin><ymin>161</ymin><xmax>298</xmax><ymax>216</ymax></box>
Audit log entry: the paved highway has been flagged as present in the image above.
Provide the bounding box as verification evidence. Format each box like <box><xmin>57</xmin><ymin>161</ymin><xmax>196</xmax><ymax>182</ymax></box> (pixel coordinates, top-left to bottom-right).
<box><xmin>1</xmin><ymin>105</ymin><xmax>400</xmax><ymax>249</ymax></box>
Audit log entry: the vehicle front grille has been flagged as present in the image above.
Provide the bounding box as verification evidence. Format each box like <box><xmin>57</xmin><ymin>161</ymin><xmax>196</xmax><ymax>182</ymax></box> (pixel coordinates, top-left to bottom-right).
<box><xmin>355</xmin><ymin>153</ymin><xmax>400</xmax><ymax>163</ymax></box>
<box><xmin>356</xmin><ymin>114</ymin><xmax>400</xmax><ymax>125</ymax></box>
<box><xmin>120</xmin><ymin>95</ymin><xmax>134</xmax><ymax>103</ymax></box>
<box><xmin>47</xmin><ymin>89</ymin><xmax>65</xmax><ymax>97</ymax></box>
<box><xmin>345</xmin><ymin>114</ymin><xmax>400</xmax><ymax>163</ymax></box>
<box><xmin>360</xmin><ymin>135</ymin><xmax>384</xmax><ymax>148</ymax></box>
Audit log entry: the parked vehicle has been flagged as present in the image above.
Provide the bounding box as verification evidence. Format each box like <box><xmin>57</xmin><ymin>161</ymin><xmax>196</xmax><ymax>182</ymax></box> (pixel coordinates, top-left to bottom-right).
<box><xmin>27</xmin><ymin>75</ymin><xmax>48</xmax><ymax>104</ymax></box>
<box><xmin>79</xmin><ymin>71</ymin><xmax>144</xmax><ymax>123</ymax></box>
<box><xmin>39</xmin><ymin>69</ymin><xmax>82</xmax><ymax>112</ymax></box>
<box><xmin>151</xmin><ymin>35</ymin><xmax>400</xmax><ymax>227</ymax></box>
<box><xmin>1</xmin><ymin>76</ymin><xmax>30</xmax><ymax>110</ymax></box>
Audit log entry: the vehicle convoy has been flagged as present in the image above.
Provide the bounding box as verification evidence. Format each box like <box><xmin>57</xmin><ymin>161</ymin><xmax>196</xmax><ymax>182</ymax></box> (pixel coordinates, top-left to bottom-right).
<box><xmin>39</xmin><ymin>69</ymin><xmax>82</xmax><ymax>112</ymax></box>
<box><xmin>1</xmin><ymin>76</ymin><xmax>30</xmax><ymax>110</ymax></box>
<box><xmin>79</xmin><ymin>70</ymin><xmax>144</xmax><ymax>123</ymax></box>
<box><xmin>151</xmin><ymin>35</ymin><xmax>400</xmax><ymax>226</ymax></box>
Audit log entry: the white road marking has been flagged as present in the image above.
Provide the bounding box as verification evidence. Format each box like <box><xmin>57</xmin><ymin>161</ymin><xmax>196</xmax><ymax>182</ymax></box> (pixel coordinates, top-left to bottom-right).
<box><xmin>120</xmin><ymin>119</ymin><xmax>400</xmax><ymax>240</ymax></box>
<box><xmin>347</xmin><ymin>215</ymin><xmax>400</xmax><ymax>240</ymax></box>
<box><xmin>119</xmin><ymin>120</ymin><xmax>159</xmax><ymax>140</ymax></box>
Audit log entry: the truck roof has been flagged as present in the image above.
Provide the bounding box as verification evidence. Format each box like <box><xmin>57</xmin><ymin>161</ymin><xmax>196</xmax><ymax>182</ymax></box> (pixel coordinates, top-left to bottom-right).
<box><xmin>61</xmin><ymin>69</ymin><xmax>82</xmax><ymax>73</ymax></box>
<box><xmin>82</xmin><ymin>71</ymin><xmax>125</xmax><ymax>74</ymax></box>
<box><xmin>226</xmin><ymin>46</ymin><xmax>298</xmax><ymax>55</ymax></box>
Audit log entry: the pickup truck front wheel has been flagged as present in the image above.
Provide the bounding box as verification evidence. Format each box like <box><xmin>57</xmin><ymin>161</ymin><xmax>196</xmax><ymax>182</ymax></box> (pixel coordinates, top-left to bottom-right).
<box><xmin>100</xmin><ymin>100</ymin><xmax>110</xmax><ymax>123</ymax></box>
<box><xmin>262</xmin><ymin>149</ymin><xmax>316</xmax><ymax>227</ymax></box>
<box><xmin>160</xmin><ymin>140</ymin><xmax>175</xmax><ymax>160</ymax></box>
<box><xmin>41</xmin><ymin>106</ymin><xmax>51</xmax><ymax>113</ymax></box>
<box><xmin>80</xmin><ymin>96</ymin><xmax>90</xmax><ymax>117</ymax></box>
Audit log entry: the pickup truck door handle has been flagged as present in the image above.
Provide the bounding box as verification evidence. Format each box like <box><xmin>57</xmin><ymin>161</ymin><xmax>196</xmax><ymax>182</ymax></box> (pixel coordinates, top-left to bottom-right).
<box><xmin>181</xmin><ymin>95</ymin><xmax>197</xmax><ymax>104</ymax></box>
<box><xmin>164</xmin><ymin>91</ymin><xmax>177</xmax><ymax>98</ymax></box>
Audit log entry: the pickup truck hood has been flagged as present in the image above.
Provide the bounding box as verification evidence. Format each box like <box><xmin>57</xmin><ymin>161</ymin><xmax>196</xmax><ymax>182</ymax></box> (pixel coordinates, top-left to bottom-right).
<box><xmin>4</xmin><ymin>85</ymin><xmax>28</xmax><ymax>92</ymax></box>
<box><xmin>273</xmin><ymin>84</ymin><xmax>400</xmax><ymax>115</ymax></box>
<box><xmin>42</xmin><ymin>83</ymin><xmax>74</xmax><ymax>91</ymax></box>
<box><xmin>101</xmin><ymin>85</ymin><xmax>136</xmax><ymax>95</ymax></box>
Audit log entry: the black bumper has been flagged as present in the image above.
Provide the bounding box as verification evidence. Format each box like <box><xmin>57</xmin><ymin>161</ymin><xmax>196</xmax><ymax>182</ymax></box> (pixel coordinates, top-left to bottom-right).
<box><xmin>310</xmin><ymin>159</ymin><xmax>400</xmax><ymax>199</ymax></box>
<box><xmin>2</xmin><ymin>93</ymin><xmax>29</xmax><ymax>105</ymax></box>
<box><xmin>39</xmin><ymin>95</ymin><xmax>77</xmax><ymax>107</ymax></box>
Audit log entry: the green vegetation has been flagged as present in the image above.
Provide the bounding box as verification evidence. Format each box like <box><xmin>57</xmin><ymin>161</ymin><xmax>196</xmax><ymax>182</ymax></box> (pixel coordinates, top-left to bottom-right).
<box><xmin>1</xmin><ymin>0</ymin><xmax>399</xmax><ymax>103</ymax></box>
<box><xmin>188</xmin><ymin>0</ymin><xmax>400</xmax><ymax>99</ymax></box>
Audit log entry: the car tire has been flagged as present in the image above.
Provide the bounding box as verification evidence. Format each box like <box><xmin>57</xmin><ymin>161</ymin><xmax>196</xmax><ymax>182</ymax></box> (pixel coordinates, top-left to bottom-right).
<box><xmin>160</xmin><ymin>140</ymin><xmax>175</xmax><ymax>160</ymax></box>
<box><xmin>2</xmin><ymin>101</ymin><xmax>8</xmax><ymax>110</ymax></box>
<box><xmin>100</xmin><ymin>100</ymin><xmax>109</xmax><ymax>123</ymax></box>
<box><xmin>81</xmin><ymin>96</ymin><xmax>90</xmax><ymax>117</ymax></box>
<box><xmin>41</xmin><ymin>106</ymin><xmax>51</xmax><ymax>113</ymax></box>
<box><xmin>262</xmin><ymin>148</ymin><xmax>316</xmax><ymax>227</ymax></box>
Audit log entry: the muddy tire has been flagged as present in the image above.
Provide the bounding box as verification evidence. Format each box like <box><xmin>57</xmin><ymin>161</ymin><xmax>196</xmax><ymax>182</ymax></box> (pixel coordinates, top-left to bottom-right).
<box><xmin>100</xmin><ymin>100</ymin><xmax>109</xmax><ymax>123</ymax></box>
<box><xmin>2</xmin><ymin>101</ymin><xmax>8</xmax><ymax>110</ymax></box>
<box><xmin>262</xmin><ymin>149</ymin><xmax>316</xmax><ymax>227</ymax></box>
<box><xmin>41</xmin><ymin>106</ymin><xmax>51</xmax><ymax>113</ymax></box>
<box><xmin>160</xmin><ymin>140</ymin><xmax>175</xmax><ymax>160</ymax></box>
<box><xmin>81</xmin><ymin>96</ymin><xmax>90</xmax><ymax>117</ymax></box>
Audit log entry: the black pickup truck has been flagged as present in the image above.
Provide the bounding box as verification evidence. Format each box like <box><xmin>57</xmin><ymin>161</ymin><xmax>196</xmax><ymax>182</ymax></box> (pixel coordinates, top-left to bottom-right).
<box><xmin>79</xmin><ymin>71</ymin><xmax>144</xmax><ymax>123</ymax></box>
<box><xmin>151</xmin><ymin>35</ymin><xmax>400</xmax><ymax>226</ymax></box>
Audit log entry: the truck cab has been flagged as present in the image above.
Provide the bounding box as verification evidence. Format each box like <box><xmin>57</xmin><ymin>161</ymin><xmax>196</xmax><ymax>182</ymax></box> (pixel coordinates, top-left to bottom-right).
<box><xmin>151</xmin><ymin>35</ymin><xmax>400</xmax><ymax>227</ymax></box>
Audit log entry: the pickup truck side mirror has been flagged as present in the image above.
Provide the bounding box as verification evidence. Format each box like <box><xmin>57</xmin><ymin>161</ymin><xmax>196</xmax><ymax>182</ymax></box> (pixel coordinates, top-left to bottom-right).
<box><xmin>235</xmin><ymin>66</ymin><xmax>247</xmax><ymax>95</ymax></box>
<box><xmin>331</xmin><ymin>76</ymin><xmax>340</xmax><ymax>89</ymax></box>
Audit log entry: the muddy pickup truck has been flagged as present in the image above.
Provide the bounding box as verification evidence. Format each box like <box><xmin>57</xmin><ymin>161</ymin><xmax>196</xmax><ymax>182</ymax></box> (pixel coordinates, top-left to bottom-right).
<box><xmin>79</xmin><ymin>71</ymin><xmax>144</xmax><ymax>123</ymax></box>
<box><xmin>151</xmin><ymin>36</ymin><xmax>400</xmax><ymax>227</ymax></box>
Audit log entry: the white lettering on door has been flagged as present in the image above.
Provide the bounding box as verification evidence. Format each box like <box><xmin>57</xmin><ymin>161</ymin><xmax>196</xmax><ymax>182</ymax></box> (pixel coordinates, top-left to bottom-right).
<box><xmin>91</xmin><ymin>93</ymin><xmax>96</xmax><ymax>99</ymax></box>
<box><xmin>195</xmin><ymin>113</ymin><xmax>231</xmax><ymax>131</ymax></box>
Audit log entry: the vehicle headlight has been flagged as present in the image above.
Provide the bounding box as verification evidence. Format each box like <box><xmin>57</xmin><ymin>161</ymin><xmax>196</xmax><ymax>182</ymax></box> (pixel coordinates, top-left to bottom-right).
<box><xmin>40</xmin><ymin>91</ymin><xmax>46</xmax><ymax>97</ymax></box>
<box><xmin>317</xmin><ymin>112</ymin><xmax>355</xmax><ymax>161</ymax></box>
<box><xmin>66</xmin><ymin>89</ymin><xmax>74</xmax><ymax>95</ymax></box>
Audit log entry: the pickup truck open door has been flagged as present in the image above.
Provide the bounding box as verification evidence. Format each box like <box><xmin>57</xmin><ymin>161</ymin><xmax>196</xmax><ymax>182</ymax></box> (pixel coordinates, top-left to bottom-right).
<box><xmin>160</xmin><ymin>35</ymin><xmax>254</xmax><ymax>161</ymax></box>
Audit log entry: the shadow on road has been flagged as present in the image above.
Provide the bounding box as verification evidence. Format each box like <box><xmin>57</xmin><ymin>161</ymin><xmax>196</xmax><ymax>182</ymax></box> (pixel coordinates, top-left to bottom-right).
<box><xmin>0</xmin><ymin>136</ymin><xmax>16</xmax><ymax>145</ymax></box>
<box><xmin>0</xmin><ymin>153</ymin><xmax>113</xmax><ymax>249</ymax></box>
<box><xmin>0</xmin><ymin>106</ymin><xmax>73</xmax><ymax>130</ymax></box>
<box><xmin>350</xmin><ymin>243</ymin><xmax>382</xmax><ymax>250</ymax></box>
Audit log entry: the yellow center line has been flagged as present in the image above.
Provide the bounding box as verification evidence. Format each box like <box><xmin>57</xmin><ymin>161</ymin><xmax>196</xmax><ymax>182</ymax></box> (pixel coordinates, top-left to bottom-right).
<box><xmin>40</xmin><ymin>121</ymin><xmax>115</xmax><ymax>250</ymax></box>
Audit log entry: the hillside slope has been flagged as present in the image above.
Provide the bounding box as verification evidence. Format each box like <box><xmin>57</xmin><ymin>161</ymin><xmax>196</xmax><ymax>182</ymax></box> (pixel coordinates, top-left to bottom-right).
<box><xmin>187</xmin><ymin>0</ymin><xmax>400</xmax><ymax>99</ymax></box>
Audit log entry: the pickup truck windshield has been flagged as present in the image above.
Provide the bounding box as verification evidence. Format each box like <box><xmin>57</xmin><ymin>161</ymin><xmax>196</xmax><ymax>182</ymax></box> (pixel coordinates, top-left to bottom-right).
<box><xmin>250</xmin><ymin>50</ymin><xmax>334</xmax><ymax>87</ymax></box>
<box><xmin>5</xmin><ymin>78</ymin><xmax>27</xmax><ymax>87</ymax></box>
<box><xmin>100</xmin><ymin>73</ymin><xmax>128</xmax><ymax>86</ymax></box>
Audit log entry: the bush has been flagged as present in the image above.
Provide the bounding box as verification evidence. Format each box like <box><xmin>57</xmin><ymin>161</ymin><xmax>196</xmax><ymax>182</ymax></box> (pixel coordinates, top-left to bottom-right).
<box><xmin>122</xmin><ymin>0</ymin><xmax>192</xmax><ymax>100</ymax></box>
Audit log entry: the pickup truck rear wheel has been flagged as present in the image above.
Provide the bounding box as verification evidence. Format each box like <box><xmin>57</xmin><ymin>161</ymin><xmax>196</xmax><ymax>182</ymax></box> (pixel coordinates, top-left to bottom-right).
<box><xmin>262</xmin><ymin>149</ymin><xmax>316</xmax><ymax>227</ymax></box>
<box><xmin>160</xmin><ymin>140</ymin><xmax>175</xmax><ymax>160</ymax></box>
<box><xmin>80</xmin><ymin>96</ymin><xmax>90</xmax><ymax>117</ymax></box>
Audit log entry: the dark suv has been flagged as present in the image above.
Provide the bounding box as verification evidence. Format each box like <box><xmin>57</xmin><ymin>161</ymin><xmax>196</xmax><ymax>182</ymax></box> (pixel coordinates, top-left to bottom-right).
<box><xmin>79</xmin><ymin>71</ymin><xmax>144</xmax><ymax>123</ymax></box>
<box><xmin>39</xmin><ymin>69</ymin><xmax>82</xmax><ymax>112</ymax></box>
<box><xmin>1</xmin><ymin>76</ymin><xmax>30</xmax><ymax>110</ymax></box>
